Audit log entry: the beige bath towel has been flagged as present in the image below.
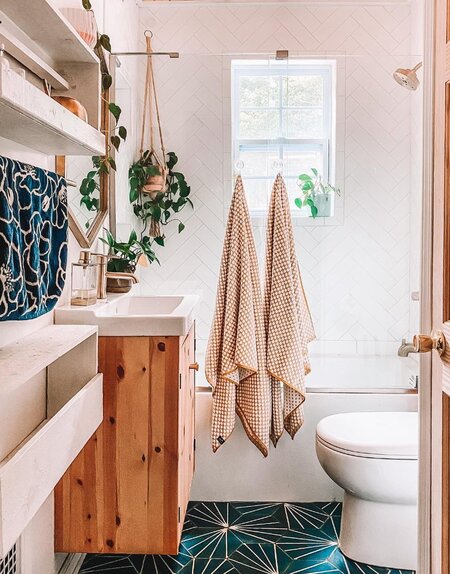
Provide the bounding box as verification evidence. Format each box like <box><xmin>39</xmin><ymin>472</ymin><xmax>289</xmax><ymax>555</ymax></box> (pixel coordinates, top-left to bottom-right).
<box><xmin>264</xmin><ymin>174</ymin><xmax>315</xmax><ymax>446</ymax></box>
<box><xmin>206</xmin><ymin>176</ymin><xmax>271</xmax><ymax>456</ymax></box>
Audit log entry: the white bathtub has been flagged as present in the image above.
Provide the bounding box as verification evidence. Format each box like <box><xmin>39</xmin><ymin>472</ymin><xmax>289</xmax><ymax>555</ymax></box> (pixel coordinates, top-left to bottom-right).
<box><xmin>307</xmin><ymin>354</ymin><xmax>419</xmax><ymax>391</ymax></box>
<box><xmin>192</xmin><ymin>354</ymin><xmax>418</xmax><ymax>502</ymax></box>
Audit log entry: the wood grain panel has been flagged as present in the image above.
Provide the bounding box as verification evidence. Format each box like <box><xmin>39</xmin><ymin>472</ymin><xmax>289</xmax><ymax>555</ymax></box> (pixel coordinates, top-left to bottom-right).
<box><xmin>443</xmin><ymin>390</ymin><xmax>450</xmax><ymax>574</ymax></box>
<box><xmin>178</xmin><ymin>329</ymin><xmax>196</xmax><ymax>538</ymax></box>
<box><xmin>55</xmin><ymin>327</ymin><xmax>196</xmax><ymax>555</ymax></box>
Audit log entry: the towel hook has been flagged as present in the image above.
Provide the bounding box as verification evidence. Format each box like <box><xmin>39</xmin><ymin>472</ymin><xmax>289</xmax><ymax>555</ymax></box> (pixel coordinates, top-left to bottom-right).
<box><xmin>234</xmin><ymin>159</ymin><xmax>245</xmax><ymax>176</ymax></box>
<box><xmin>272</xmin><ymin>159</ymin><xmax>284</xmax><ymax>174</ymax></box>
<box><xmin>144</xmin><ymin>29</ymin><xmax>154</xmax><ymax>39</ymax></box>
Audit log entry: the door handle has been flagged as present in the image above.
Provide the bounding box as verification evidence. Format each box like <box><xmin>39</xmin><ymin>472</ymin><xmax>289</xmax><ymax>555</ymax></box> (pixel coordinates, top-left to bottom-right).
<box><xmin>189</xmin><ymin>362</ymin><xmax>199</xmax><ymax>371</ymax></box>
<box><xmin>413</xmin><ymin>331</ymin><xmax>446</xmax><ymax>355</ymax></box>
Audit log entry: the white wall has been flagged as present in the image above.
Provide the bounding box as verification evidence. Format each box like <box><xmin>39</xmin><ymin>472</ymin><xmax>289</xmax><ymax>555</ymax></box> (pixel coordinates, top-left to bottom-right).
<box><xmin>0</xmin><ymin>2</ymin><xmax>140</xmax><ymax>572</ymax></box>
<box><xmin>192</xmin><ymin>391</ymin><xmax>418</xmax><ymax>502</ymax></box>
<box><xmin>131</xmin><ymin>2</ymin><xmax>420</xmax><ymax>366</ymax></box>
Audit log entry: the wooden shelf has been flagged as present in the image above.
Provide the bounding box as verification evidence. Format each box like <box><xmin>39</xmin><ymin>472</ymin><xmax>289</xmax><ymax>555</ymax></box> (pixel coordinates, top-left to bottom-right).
<box><xmin>0</xmin><ymin>324</ymin><xmax>102</xmax><ymax>558</ymax></box>
<box><xmin>0</xmin><ymin>67</ymin><xmax>105</xmax><ymax>155</ymax></box>
<box><xmin>1</xmin><ymin>0</ymin><xmax>99</xmax><ymax>66</ymax></box>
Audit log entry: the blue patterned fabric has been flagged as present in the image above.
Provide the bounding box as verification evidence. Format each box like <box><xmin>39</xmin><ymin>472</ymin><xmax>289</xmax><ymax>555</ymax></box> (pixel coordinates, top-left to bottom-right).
<box><xmin>0</xmin><ymin>155</ymin><xmax>68</xmax><ymax>321</ymax></box>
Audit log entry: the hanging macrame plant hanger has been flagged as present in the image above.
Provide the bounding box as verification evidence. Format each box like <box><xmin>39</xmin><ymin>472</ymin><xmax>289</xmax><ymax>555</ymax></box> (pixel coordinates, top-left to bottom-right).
<box><xmin>140</xmin><ymin>30</ymin><xmax>167</xmax><ymax>199</ymax></box>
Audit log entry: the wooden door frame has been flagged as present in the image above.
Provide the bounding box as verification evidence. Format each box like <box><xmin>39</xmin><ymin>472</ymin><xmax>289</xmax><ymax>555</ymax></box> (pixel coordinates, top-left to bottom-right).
<box><xmin>420</xmin><ymin>0</ymin><xmax>448</xmax><ymax>571</ymax></box>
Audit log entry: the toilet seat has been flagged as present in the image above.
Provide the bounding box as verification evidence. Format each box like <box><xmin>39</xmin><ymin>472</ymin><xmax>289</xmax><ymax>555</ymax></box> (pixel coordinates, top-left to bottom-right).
<box><xmin>316</xmin><ymin>411</ymin><xmax>418</xmax><ymax>460</ymax></box>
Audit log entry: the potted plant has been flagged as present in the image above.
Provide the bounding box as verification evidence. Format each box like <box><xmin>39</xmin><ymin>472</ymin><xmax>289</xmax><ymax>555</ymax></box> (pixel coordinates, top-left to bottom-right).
<box><xmin>295</xmin><ymin>168</ymin><xmax>341</xmax><ymax>218</ymax></box>
<box><xmin>129</xmin><ymin>149</ymin><xmax>167</xmax><ymax>200</ymax></box>
<box><xmin>101</xmin><ymin>229</ymin><xmax>159</xmax><ymax>292</ymax></box>
<box><xmin>129</xmin><ymin>151</ymin><xmax>192</xmax><ymax>238</ymax></box>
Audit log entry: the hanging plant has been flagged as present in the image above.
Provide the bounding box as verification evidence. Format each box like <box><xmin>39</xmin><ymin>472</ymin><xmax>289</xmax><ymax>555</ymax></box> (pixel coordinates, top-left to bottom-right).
<box><xmin>129</xmin><ymin>151</ymin><xmax>192</xmax><ymax>243</ymax></box>
<box><xmin>128</xmin><ymin>31</ymin><xmax>193</xmax><ymax>242</ymax></box>
<box><xmin>79</xmin><ymin>0</ymin><xmax>128</xmax><ymax>212</ymax></box>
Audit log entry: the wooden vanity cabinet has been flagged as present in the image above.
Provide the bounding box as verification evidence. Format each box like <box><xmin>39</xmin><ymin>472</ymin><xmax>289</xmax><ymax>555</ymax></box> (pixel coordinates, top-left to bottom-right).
<box><xmin>54</xmin><ymin>326</ymin><xmax>196</xmax><ymax>555</ymax></box>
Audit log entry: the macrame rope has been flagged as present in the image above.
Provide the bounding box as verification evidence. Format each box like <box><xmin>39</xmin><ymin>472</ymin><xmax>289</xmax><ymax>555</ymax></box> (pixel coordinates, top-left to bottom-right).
<box><xmin>139</xmin><ymin>34</ymin><xmax>165</xmax><ymax>162</ymax></box>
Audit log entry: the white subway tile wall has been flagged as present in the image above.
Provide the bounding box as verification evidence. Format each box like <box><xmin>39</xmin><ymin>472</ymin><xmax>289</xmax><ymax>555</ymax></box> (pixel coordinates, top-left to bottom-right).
<box><xmin>130</xmin><ymin>4</ymin><xmax>422</xmax><ymax>361</ymax></box>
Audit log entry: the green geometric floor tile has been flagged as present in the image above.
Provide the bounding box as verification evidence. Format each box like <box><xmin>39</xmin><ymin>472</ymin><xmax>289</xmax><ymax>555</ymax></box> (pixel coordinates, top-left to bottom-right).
<box><xmin>79</xmin><ymin>501</ymin><xmax>415</xmax><ymax>574</ymax></box>
<box><xmin>179</xmin><ymin>558</ymin><xmax>239</xmax><ymax>574</ymax></box>
<box><xmin>229</xmin><ymin>542</ymin><xmax>291</xmax><ymax>573</ymax></box>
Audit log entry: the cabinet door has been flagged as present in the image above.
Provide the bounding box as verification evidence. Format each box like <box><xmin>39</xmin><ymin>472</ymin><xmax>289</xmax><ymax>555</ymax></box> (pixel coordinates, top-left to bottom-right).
<box><xmin>178</xmin><ymin>326</ymin><xmax>196</xmax><ymax>536</ymax></box>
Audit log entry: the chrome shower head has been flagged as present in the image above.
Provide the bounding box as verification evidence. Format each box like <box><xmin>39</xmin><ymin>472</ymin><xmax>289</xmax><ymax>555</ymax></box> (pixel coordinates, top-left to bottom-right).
<box><xmin>393</xmin><ymin>62</ymin><xmax>422</xmax><ymax>91</ymax></box>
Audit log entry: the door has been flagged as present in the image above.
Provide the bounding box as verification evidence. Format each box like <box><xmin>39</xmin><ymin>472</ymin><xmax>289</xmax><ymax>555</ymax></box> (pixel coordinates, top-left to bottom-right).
<box><xmin>423</xmin><ymin>0</ymin><xmax>450</xmax><ymax>571</ymax></box>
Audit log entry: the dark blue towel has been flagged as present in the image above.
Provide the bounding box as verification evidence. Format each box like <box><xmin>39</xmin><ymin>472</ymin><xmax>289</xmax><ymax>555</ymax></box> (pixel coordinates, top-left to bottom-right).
<box><xmin>0</xmin><ymin>155</ymin><xmax>68</xmax><ymax>321</ymax></box>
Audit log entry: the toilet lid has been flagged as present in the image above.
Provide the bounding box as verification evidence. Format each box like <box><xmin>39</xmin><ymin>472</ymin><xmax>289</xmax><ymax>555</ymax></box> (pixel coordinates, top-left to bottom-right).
<box><xmin>316</xmin><ymin>412</ymin><xmax>418</xmax><ymax>459</ymax></box>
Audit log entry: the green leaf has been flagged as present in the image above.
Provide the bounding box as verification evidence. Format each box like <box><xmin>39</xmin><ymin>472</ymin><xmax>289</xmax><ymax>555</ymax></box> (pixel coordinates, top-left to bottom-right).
<box><xmin>154</xmin><ymin>236</ymin><xmax>165</xmax><ymax>246</ymax></box>
<box><xmin>99</xmin><ymin>34</ymin><xmax>112</xmax><ymax>53</ymax></box>
<box><xmin>87</xmin><ymin>178</ymin><xmax>96</xmax><ymax>193</ymax></box>
<box><xmin>109</xmin><ymin>158</ymin><xmax>117</xmax><ymax>171</ymax></box>
<box><xmin>109</xmin><ymin>103</ymin><xmax>121</xmax><ymax>122</ymax></box>
<box><xmin>294</xmin><ymin>198</ymin><xmax>302</xmax><ymax>209</ymax></box>
<box><xmin>299</xmin><ymin>174</ymin><xmax>312</xmax><ymax>181</ymax></box>
<box><xmin>87</xmin><ymin>170</ymin><xmax>97</xmax><ymax>180</ymax></box>
<box><xmin>118</xmin><ymin>125</ymin><xmax>127</xmax><ymax>140</ymax></box>
<box><xmin>145</xmin><ymin>165</ymin><xmax>161</xmax><ymax>177</ymax></box>
<box><xmin>129</xmin><ymin>229</ymin><xmax>137</xmax><ymax>243</ymax></box>
<box><xmin>166</xmin><ymin>152</ymin><xmax>178</xmax><ymax>170</ymax></box>
<box><xmin>129</xmin><ymin>187</ymin><xmax>139</xmax><ymax>203</ymax></box>
<box><xmin>102</xmin><ymin>73</ymin><xmax>112</xmax><ymax>90</ymax></box>
<box><xmin>111</xmin><ymin>135</ymin><xmax>121</xmax><ymax>151</ymax></box>
<box><xmin>310</xmin><ymin>204</ymin><xmax>319</xmax><ymax>218</ymax></box>
<box><xmin>151</xmin><ymin>205</ymin><xmax>161</xmax><ymax>221</ymax></box>
<box><xmin>178</xmin><ymin>222</ymin><xmax>185</xmax><ymax>233</ymax></box>
<box><xmin>180</xmin><ymin>185</ymin><xmax>190</xmax><ymax>198</ymax></box>
<box><xmin>311</xmin><ymin>167</ymin><xmax>319</xmax><ymax>176</ymax></box>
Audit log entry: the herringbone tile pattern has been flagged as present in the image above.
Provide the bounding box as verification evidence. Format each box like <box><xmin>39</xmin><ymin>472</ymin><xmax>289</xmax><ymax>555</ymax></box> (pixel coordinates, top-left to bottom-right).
<box><xmin>129</xmin><ymin>4</ymin><xmax>419</xmax><ymax>354</ymax></box>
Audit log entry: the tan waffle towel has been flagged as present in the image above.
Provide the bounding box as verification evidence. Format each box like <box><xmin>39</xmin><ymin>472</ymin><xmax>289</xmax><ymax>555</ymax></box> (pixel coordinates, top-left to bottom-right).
<box><xmin>264</xmin><ymin>174</ymin><xmax>315</xmax><ymax>446</ymax></box>
<box><xmin>206</xmin><ymin>176</ymin><xmax>271</xmax><ymax>456</ymax></box>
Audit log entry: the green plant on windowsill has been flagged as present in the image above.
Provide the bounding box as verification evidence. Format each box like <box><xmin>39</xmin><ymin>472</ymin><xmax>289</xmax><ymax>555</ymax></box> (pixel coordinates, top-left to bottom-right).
<box><xmin>295</xmin><ymin>168</ymin><xmax>341</xmax><ymax>218</ymax></box>
<box><xmin>100</xmin><ymin>229</ymin><xmax>159</xmax><ymax>273</ymax></box>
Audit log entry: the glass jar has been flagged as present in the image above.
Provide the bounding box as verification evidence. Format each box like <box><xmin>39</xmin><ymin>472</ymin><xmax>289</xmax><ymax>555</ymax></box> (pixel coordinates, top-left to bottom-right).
<box><xmin>70</xmin><ymin>251</ymin><xmax>98</xmax><ymax>306</ymax></box>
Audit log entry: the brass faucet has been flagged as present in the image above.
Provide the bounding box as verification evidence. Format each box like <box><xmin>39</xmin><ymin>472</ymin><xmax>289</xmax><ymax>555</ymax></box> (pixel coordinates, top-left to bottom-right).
<box><xmin>92</xmin><ymin>253</ymin><xmax>139</xmax><ymax>299</ymax></box>
<box><xmin>105</xmin><ymin>271</ymin><xmax>139</xmax><ymax>283</ymax></box>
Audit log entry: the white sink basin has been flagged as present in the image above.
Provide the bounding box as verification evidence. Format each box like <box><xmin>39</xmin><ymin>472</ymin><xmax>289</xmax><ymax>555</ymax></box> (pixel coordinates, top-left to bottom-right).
<box><xmin>56</xmin><ymin>292</ymin><xmax>199</xmax><ymax>336</ymax></box>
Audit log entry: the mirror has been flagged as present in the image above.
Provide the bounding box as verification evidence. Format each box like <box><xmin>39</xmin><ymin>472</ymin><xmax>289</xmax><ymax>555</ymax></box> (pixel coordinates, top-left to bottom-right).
<box><xmin>109</xmin><ymin>57</ymin><xmax>135</xmax><ymax>239</ymax></box>
<box><xmin>55</xmin><ymin>87</ymin><xmax>110</xmax><ymax>248</ymax></box>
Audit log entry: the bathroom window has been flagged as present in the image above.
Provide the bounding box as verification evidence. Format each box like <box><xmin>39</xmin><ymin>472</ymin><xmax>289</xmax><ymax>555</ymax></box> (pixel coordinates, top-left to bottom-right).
<box><xmin>232</xmin><ymin>59</ymin><xmax>336</xmax><ymax>216</ymax></box>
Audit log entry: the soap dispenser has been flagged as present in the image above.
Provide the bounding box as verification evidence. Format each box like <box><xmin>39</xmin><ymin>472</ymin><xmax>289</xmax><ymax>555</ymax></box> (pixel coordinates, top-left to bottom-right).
<box><xmin>71</xmin><ymin>251</ymin><xmax>98</xmax><ymax>306</ymax></box>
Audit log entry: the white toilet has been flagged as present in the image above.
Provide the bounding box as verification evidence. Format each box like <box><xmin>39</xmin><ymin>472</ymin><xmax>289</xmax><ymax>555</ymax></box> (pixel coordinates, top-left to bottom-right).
<box><xmin>316</xmin><ymin>411</ymin><xmax>418</xmax><ymax>571</ymax></box>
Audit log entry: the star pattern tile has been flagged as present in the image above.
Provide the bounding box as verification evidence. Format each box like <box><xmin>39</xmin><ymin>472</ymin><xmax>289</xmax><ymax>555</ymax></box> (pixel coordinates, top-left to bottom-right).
<box><xmin>80</xmin><ymin>502</ymin><xmax>415</xmax><ymax>574</ymax></box>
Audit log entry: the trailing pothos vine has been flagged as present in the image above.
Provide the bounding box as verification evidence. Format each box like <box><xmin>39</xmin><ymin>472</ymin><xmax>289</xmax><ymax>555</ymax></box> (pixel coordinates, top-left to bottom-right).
<box><xmin>129</xmin><ymin>151</ymin><xmax>192</xmax><ymax>246</ymax></box>
<box><xmin>78</xmin><ymin>1</ymin><xmax>193</xmax><ymax>271</ymax></box>
<box><xmin>79</xmin><ymin>0</ymin><xmax>127</xmax><ymax>213</ymax></box>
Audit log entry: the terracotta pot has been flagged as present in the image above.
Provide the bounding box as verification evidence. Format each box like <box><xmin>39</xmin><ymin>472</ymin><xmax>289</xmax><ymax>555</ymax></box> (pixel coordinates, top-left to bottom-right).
<box><xmin>52</xmin><ymin>96</ymin><xmax>88</xmax><ymax>122</ymax></box>
<box><xmin>141</xmin><ymin>165</ymin><xmax>168</xmax><ymax>197</ymax></box>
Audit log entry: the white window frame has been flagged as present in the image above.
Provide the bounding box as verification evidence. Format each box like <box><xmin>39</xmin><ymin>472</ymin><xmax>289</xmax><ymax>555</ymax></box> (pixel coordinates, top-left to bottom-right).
<box><xmin>232</xmin><ymin>59</ymin><xmax>336</xmax><ymax>217</ymax></box>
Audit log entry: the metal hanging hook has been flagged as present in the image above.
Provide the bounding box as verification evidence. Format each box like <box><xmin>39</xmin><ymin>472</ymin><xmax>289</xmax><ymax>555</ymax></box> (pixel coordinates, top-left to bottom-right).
<box><xmin>144</xmin><ymin>30</ymin><xmax>154</xmax><ymax>39</ymax></box>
